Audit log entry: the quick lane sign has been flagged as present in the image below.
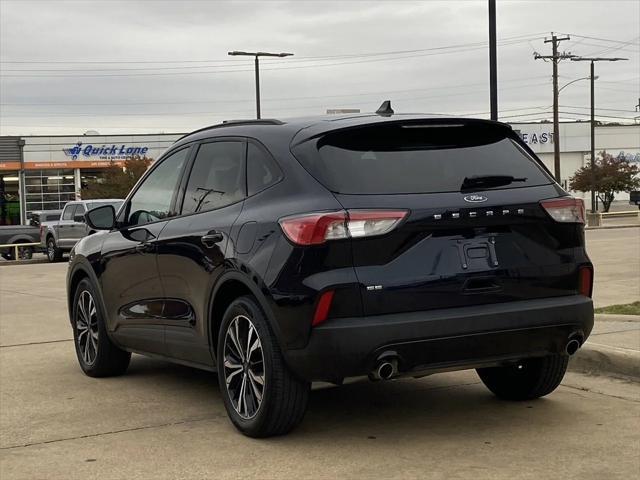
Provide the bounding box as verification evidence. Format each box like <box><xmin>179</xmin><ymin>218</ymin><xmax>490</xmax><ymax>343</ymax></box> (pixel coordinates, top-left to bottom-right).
<box><xmin>64</xmin><ymin>142</ymin><xmax>149</xmax><ymax>161</ymax></box>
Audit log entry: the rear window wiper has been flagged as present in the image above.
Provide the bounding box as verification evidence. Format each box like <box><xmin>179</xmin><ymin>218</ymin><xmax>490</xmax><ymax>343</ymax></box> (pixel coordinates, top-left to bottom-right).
<box><xmin>460</xmin><ymin>175</ymin><xmax>527</xmax><ymax>191</ymax></box>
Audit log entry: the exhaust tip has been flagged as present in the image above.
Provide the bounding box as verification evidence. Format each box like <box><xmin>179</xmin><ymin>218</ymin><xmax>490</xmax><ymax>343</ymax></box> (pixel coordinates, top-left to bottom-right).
<box><xmin>566</xmin><ymin>338</ymin><xmax>581</xmax><ymax>356</ymax></box>
<box><xmin>377</xmin><ymin>362</ymin><xmax>395</xmax><ymax>380</ymax></box>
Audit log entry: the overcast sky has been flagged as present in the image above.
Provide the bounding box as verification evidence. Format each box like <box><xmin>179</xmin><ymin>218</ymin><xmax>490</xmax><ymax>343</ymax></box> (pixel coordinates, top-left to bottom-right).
<box><xmin>1</xmin><ymin>0</ymin><xmax>638</xmax><ymax>135</ymax></box>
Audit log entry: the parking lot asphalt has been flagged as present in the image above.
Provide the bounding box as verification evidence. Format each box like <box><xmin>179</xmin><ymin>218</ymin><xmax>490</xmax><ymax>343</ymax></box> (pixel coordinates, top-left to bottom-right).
<box><xmin>1</xmin><ymin>228</ymin><xmax>639</xmax><ymax>479</ymax></box>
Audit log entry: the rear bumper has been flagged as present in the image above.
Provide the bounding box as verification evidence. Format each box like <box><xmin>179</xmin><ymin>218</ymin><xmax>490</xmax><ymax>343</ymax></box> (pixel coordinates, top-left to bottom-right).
<box><xmin>283</xmin><ymin>295</ymin><xmax>594</xmax><ymax>382</ymax></box>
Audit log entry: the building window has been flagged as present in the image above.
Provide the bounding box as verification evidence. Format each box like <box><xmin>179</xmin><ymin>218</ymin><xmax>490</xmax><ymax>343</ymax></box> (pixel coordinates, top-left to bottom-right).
<box><xmin>0</xmin><ymin>171</ymin><xmax>21</xmax><ymax>225</ymax></box>
<box><xmin>23</xmin><ymin>169</ymin><xmax>76</xmax><ymax>216</ymax></box>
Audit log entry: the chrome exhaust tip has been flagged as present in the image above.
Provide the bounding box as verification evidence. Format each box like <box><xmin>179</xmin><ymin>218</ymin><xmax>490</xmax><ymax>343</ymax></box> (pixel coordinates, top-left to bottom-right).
<box><xmin>370</xmin><ymin>357</ymin><xmax>399</xmax><ymax>381</ymax></box>
<box><xmin>566</xmin><ymin>338</ymin><xmax>582</xmax><ymax>356</ymax></box>
<box><xmin>377</xmin><ymin>362</ymin><xmax>396</xmax><ymax>380</ymax></box>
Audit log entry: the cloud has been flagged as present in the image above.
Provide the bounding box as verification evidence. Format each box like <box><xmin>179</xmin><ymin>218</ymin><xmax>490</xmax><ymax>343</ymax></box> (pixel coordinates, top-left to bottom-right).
<box><xmin>1</xmin><ymin>0</ymin><xmax>638</xmax><ymax>134</ymax></box>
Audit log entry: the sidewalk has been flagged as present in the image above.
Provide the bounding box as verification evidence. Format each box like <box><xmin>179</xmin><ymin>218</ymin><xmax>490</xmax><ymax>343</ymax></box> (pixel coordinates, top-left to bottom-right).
<box><xmin>569</xmin><ymin>314</ymin><xmax>640</xmax><ymax>380</ymax></box>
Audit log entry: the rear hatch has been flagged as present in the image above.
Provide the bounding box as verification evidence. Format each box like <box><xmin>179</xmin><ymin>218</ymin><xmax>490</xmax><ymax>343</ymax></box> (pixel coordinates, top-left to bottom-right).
<box><xmin>292</xmin><ymin>119</ymin><xmax>589</xmax><ymax>316</ymax></box>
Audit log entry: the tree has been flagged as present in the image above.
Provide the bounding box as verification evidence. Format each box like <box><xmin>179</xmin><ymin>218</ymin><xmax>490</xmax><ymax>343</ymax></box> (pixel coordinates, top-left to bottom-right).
<box><xmin>569</xmin><ymin>151</ymin><xmax>640</xmax><ymax>212</ymax></box>
<box><xmin>81</xmin><ymin>155</ymin><xmax>152</xmax><ymax>199</ymax></box>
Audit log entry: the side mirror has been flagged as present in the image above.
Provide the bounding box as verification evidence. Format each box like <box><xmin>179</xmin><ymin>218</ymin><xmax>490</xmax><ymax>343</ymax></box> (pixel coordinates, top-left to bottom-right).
<box><xmin>74</xmin><ymin>214</ymin><xmax>85</xmax><ymax>223</ymax></box>
<box><xmin>85</xmin><ymin>205</ymin><xmax>116</xmax><ymax>230</ymax></box>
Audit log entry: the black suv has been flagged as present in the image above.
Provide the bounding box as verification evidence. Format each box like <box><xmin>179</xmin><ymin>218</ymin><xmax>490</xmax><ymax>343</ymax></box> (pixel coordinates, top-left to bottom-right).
<box><xmin>67</xmin><ymin>113</ymin><xmax>594</xmax><ymax>437</ymax></box>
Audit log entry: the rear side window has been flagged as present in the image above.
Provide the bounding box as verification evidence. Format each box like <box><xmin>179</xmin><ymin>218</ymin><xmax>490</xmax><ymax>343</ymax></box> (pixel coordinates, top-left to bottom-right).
<box><xmin>293</xmin><ymin>123</ymin><xmax>553</xmax><ymax>194</ymax></box>
<box><xmin>182</xmin><ymin>141</ymin><xmax>246</xmax><ymax>214</ymax></box>
<box><xmin>62</xmin><ymin>205</ymin><xmax>76</xmax><ymax>220</ymax></box>
<box><xmin>247</xmin><ymin>142</ymin><xmax>281</xmax><ymax>196</ymax></box>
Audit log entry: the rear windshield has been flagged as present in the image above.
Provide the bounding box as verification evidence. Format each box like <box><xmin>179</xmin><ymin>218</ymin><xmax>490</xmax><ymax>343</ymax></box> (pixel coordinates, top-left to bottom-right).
<box><xmin>293</xmin><ymin>122</ymin><xmax>553</xmax><ymax>194</ymax></box>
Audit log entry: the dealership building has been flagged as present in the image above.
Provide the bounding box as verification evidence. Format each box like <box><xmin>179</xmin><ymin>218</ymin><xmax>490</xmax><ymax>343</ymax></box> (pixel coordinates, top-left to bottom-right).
<box><xmin>0</xmin><ymin>122</ymin><xmax>638</xmax><ymax>225</ymax></box>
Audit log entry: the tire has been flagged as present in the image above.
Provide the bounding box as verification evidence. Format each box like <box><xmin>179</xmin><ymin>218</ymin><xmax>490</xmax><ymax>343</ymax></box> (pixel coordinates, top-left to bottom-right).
<box><xmin>477</xmin><ymin>354</ymin><xmax>568</xmax><ymax>401</ymax></box>
<box><xmin>18</xmin><ymin>246</ymin><xmax>33</xmax><ymax>260</ymax></box>
<box><xmin>217</xmin><ymin>295</ymin><xmax>310</xmax><ymax>437</ymax></box>
<box><xmin>46</xmin><ymin>237</ymin><xmax>63</xmax><ymax>262</ymax></box>
<box><xmin>72</xmin><ymin>278</ymin><xmax>131</xmax><ymax>377</ymax></box>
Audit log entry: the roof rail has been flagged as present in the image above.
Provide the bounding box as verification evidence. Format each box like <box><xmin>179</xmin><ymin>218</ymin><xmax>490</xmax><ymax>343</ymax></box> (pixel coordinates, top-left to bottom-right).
<box><xmin>175</xmin><ymin>119</ymin><xmax>284</xmax><ymax>142</ymax></box>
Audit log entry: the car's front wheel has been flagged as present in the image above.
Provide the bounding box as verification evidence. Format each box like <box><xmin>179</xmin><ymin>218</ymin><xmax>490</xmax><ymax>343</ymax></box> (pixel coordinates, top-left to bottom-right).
<box><xmin>477</xmin><ymin>354</ymin><xmax>568</xmax><ymax>401</ymax></box>
<box><xmin>217</xmin><ymin>296</ymin><xmax>310</xmax><ymax>437</ymax></box>
<box><xmin>72</xmin><ymin>278</ymin><xmax>131</xmax><ymax>377</ymax></box>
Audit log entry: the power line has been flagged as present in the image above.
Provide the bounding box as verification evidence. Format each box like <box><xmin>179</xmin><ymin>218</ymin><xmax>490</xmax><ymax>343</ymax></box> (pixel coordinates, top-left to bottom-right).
<box><xmin>562</xmin><ymin>34</ymin><xmax>640</xmax><ymax>45</ymax></box>
<box><xmin>0</xmin><ymin>38</ymin><xmax>542</xmax><ymax>78</ymax></box>
<box><xmin>0</xmin><ymin>75</ymin><xmax>552</xmax><ymax>107</ymax></box>
<box><xmin>1</xmin><ymin>82</ymin><xmax>553</xmax><ymax>118</ymax></box>
<box><xmin>0</xmin><ymin>33</ymin><xmax>548</xmax><ymax>65</ymax></box>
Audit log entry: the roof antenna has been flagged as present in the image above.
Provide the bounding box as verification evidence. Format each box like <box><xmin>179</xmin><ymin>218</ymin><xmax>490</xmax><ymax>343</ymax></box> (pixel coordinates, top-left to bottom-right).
<box><xmin>376</xmin><ymin>100</ymin><xmax>394</xmax><ymax>117</ymax></box>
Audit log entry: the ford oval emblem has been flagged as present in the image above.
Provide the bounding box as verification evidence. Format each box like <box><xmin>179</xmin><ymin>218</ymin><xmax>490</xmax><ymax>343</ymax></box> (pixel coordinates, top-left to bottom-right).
<box><xmin>463</xmin><ymin>194</ymin><xmax>488</xmax><ymax>203</ymax></box>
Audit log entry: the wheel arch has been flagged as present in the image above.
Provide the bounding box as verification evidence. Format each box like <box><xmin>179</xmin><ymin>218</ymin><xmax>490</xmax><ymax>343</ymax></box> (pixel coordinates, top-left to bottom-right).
<box><xmin>208</xmin><ymin>271</ymin><xmax>283</xmax><ymax>359</ymax></box>
<box><xmin>6</xmin><ymin>234</ymin><xmax>35</xmax><ymax>244</ymax></box>
<box><xmin>67</xmin><ymin>259</ymin><xmax>104</xmax><ymax>325</ymax></box>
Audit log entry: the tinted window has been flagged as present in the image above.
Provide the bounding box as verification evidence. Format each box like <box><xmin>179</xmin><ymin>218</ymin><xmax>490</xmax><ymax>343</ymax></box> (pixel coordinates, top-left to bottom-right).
<box><xmin>62</xmin><ymin>204</ymin><xmax>77</xmax><ymax>220</ymax></box>
<box><xmin>127</xmin><ymin>148</ymin><xmax>188</xmax><ymax>226</ymax></box>
<box><xmin>293</xmin><ymin>123</ymin><xmax>552</xmax><ymax>194</ymax></box>
<box><xmin>44</xmin><ymin>212</ymin><xmax>61</xmax><ymax>222</ymax></box>
<box><xmin>182</xmin><ymin>141</ymin><xmax>245</xmax><ymax>214</ymax></box>
<box><xmin>247</xmin><ymin>143</ymin><xmax>281</xmax><ymax>196</ymax></box>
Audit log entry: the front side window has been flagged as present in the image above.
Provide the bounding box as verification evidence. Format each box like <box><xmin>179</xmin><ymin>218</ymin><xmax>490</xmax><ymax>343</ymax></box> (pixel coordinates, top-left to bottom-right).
<box><xmin>182</xmin><ymin>141</ymin><xmax>246</xmax><ymax>214</ymax></box>
<box><xmin>126</xmin><ymin>148</ymin><xmax>189</xmax><ymax>226</ymax></box>
<box><xmin>62</xmin><ymin>204</ymin><xmax>76</xmax><ymax>220</ymax></box>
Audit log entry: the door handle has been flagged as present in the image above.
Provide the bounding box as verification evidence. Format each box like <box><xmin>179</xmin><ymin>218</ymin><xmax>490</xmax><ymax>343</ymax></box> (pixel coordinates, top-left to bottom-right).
<box><xmin>201</xmin><ymin>231</ymin><xmax>223</xmax><ymax>247</ymax></box>
<box><xmin>135</xmin><ymin>242</ymin><xmax>154</xmax><ymax>253</ymax></box>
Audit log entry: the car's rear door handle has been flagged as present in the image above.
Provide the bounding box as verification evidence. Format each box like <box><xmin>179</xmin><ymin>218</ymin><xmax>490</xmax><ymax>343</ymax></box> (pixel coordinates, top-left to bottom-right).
<box><xmin>201</xmin><ymin>231</ymin><xmax>223</xmax><ymax>247</ymax></box>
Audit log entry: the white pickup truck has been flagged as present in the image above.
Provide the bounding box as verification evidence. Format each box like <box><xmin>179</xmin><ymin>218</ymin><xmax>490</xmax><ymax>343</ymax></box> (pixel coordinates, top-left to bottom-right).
<box><xmin>41</xmin><ymin>199</ymin><xmax>123</xmax><ymax>262</ymax></box>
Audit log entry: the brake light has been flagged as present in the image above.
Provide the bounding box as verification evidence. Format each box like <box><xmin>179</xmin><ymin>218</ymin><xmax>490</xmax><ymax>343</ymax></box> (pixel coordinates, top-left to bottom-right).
<box><xmin>578</xmin><ymin>265</ymin><xmax>593</xmax><ymax>297</ymax></box>
<box><xmin>279</xmin><ymin>210</ymin><xmax>408</xmax><ymax>245</ymax></box>
<box><xmin>312</xmin><ymin>290</ymin><xmax>335</xmax><ymax>327</ymax></box>
<box><xmin>541</xmin><ymin>198</ymin><xmax>585</xmax><ymax>223</ymax></box>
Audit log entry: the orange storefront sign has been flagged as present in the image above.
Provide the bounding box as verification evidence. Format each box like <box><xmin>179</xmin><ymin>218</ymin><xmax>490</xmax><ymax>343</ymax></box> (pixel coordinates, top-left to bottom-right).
<box><xmin>0</xmin><ymin>162</ymin><xmax>22</xmax><ymax>171</ymax></box>
<box><xmin>22</xmin><ymin>160</ymin><xmax>125</xmax><ymax>170</ymax></box>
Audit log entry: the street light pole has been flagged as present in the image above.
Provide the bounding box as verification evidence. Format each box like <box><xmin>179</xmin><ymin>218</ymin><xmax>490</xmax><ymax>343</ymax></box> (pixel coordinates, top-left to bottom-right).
<box><xmin>228</xmin><ymin>51</ymin><xmax>294</xmax><ymax>119</ymax></box>
<box><xmin>488</xmin><ymin>0</ymin><xmax>498</xmax><ymax>121</ymax></box>
<box><xmin>571</xmin><ymin>56</ymin><xmax>628</xmax><ymax>213</ymax></box>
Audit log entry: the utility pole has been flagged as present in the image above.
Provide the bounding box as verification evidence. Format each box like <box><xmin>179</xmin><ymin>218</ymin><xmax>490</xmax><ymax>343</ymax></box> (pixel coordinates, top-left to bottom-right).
<box><xmin>571</xmin><ymin>56</ymin><xmax>628</xmax><ymax>213</ymax></box>
<box><xmin>227</xmin><ymin>51</ymin><xmax>294</xmax><ymax>119</ymax></box>
<box><xmin>488</xmin><ymin>0</ymin><xmax>498</xmax><ymax>121</ymax></box>
<box><xmin>534</xmin><ymin>33</ymin><xmax>573</xmax><ymax>183</ymax></box>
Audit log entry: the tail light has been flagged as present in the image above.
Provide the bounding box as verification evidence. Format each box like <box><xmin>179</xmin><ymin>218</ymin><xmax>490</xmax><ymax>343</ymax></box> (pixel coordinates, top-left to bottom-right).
<box><xmin>578</xmin><ymin>265</ymin><xmax>593</xmax><ymax>297</ymax></box>
<box><xmin>279</xmin><ymin>210</ymin><xmax>408</xmax><ymax>246</ymax></box>
<box><xmin>541</xmin><ymin>198</ymin><xmax>585</xmax><ymax>223</ymax></box>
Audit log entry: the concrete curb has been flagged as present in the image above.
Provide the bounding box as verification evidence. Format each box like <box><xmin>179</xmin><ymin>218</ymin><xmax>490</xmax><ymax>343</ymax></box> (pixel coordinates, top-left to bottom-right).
<box><xmin>595</xmin><ymin>313</ymin><xmax>640</xmax><ymax>322</ymax></box>
<box><xmin>585</xmin><ymin>224</ymin><xmax>639</xmax><ymax>230</ymax></box>
<box><xmin>569</xmin><ymin>342</ymin><xmax>640</xmax><ymax>380</ymax></box>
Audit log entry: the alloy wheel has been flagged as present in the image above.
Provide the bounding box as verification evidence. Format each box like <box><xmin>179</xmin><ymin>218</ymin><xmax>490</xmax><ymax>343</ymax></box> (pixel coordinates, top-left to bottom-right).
<box><xmin>223</xmin><ymin>314</ymin><xmax>265</xmax><ymax>420</ymax></box>
<box><xmin>76</xmin><ymin>290</ymin><xmax>99</xmax><ymax>365</ymax></box>
<box><xmin>47</xmin><ymin>240</ymin><xmax>55</xmax><ymax>261</ymax></box>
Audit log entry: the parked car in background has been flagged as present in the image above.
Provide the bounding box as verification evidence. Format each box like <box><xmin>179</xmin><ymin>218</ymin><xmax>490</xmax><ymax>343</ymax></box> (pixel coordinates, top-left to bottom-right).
<box><xmin>67</xmin><ymin>114</ymin><xmax>594</xmax><ymax>437</ymax></box>
<box><xmin>0</xmin><ymin>224</ymin><xmax>40</xmax><ymax>260</ymax></box>
<box><xmin>630</xmin><ymin>191</ymin><xmax>640</xmax><ymax>209</ymax></box>
<box><xmin>29</xmin><ymin>210</ymin><xmax>62</xmax><ymax>227</ymax></box>
<box><xmin>43</xmin><ymin>199</ymin><xmax>123</xmax><ymax>262</ymax></box>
